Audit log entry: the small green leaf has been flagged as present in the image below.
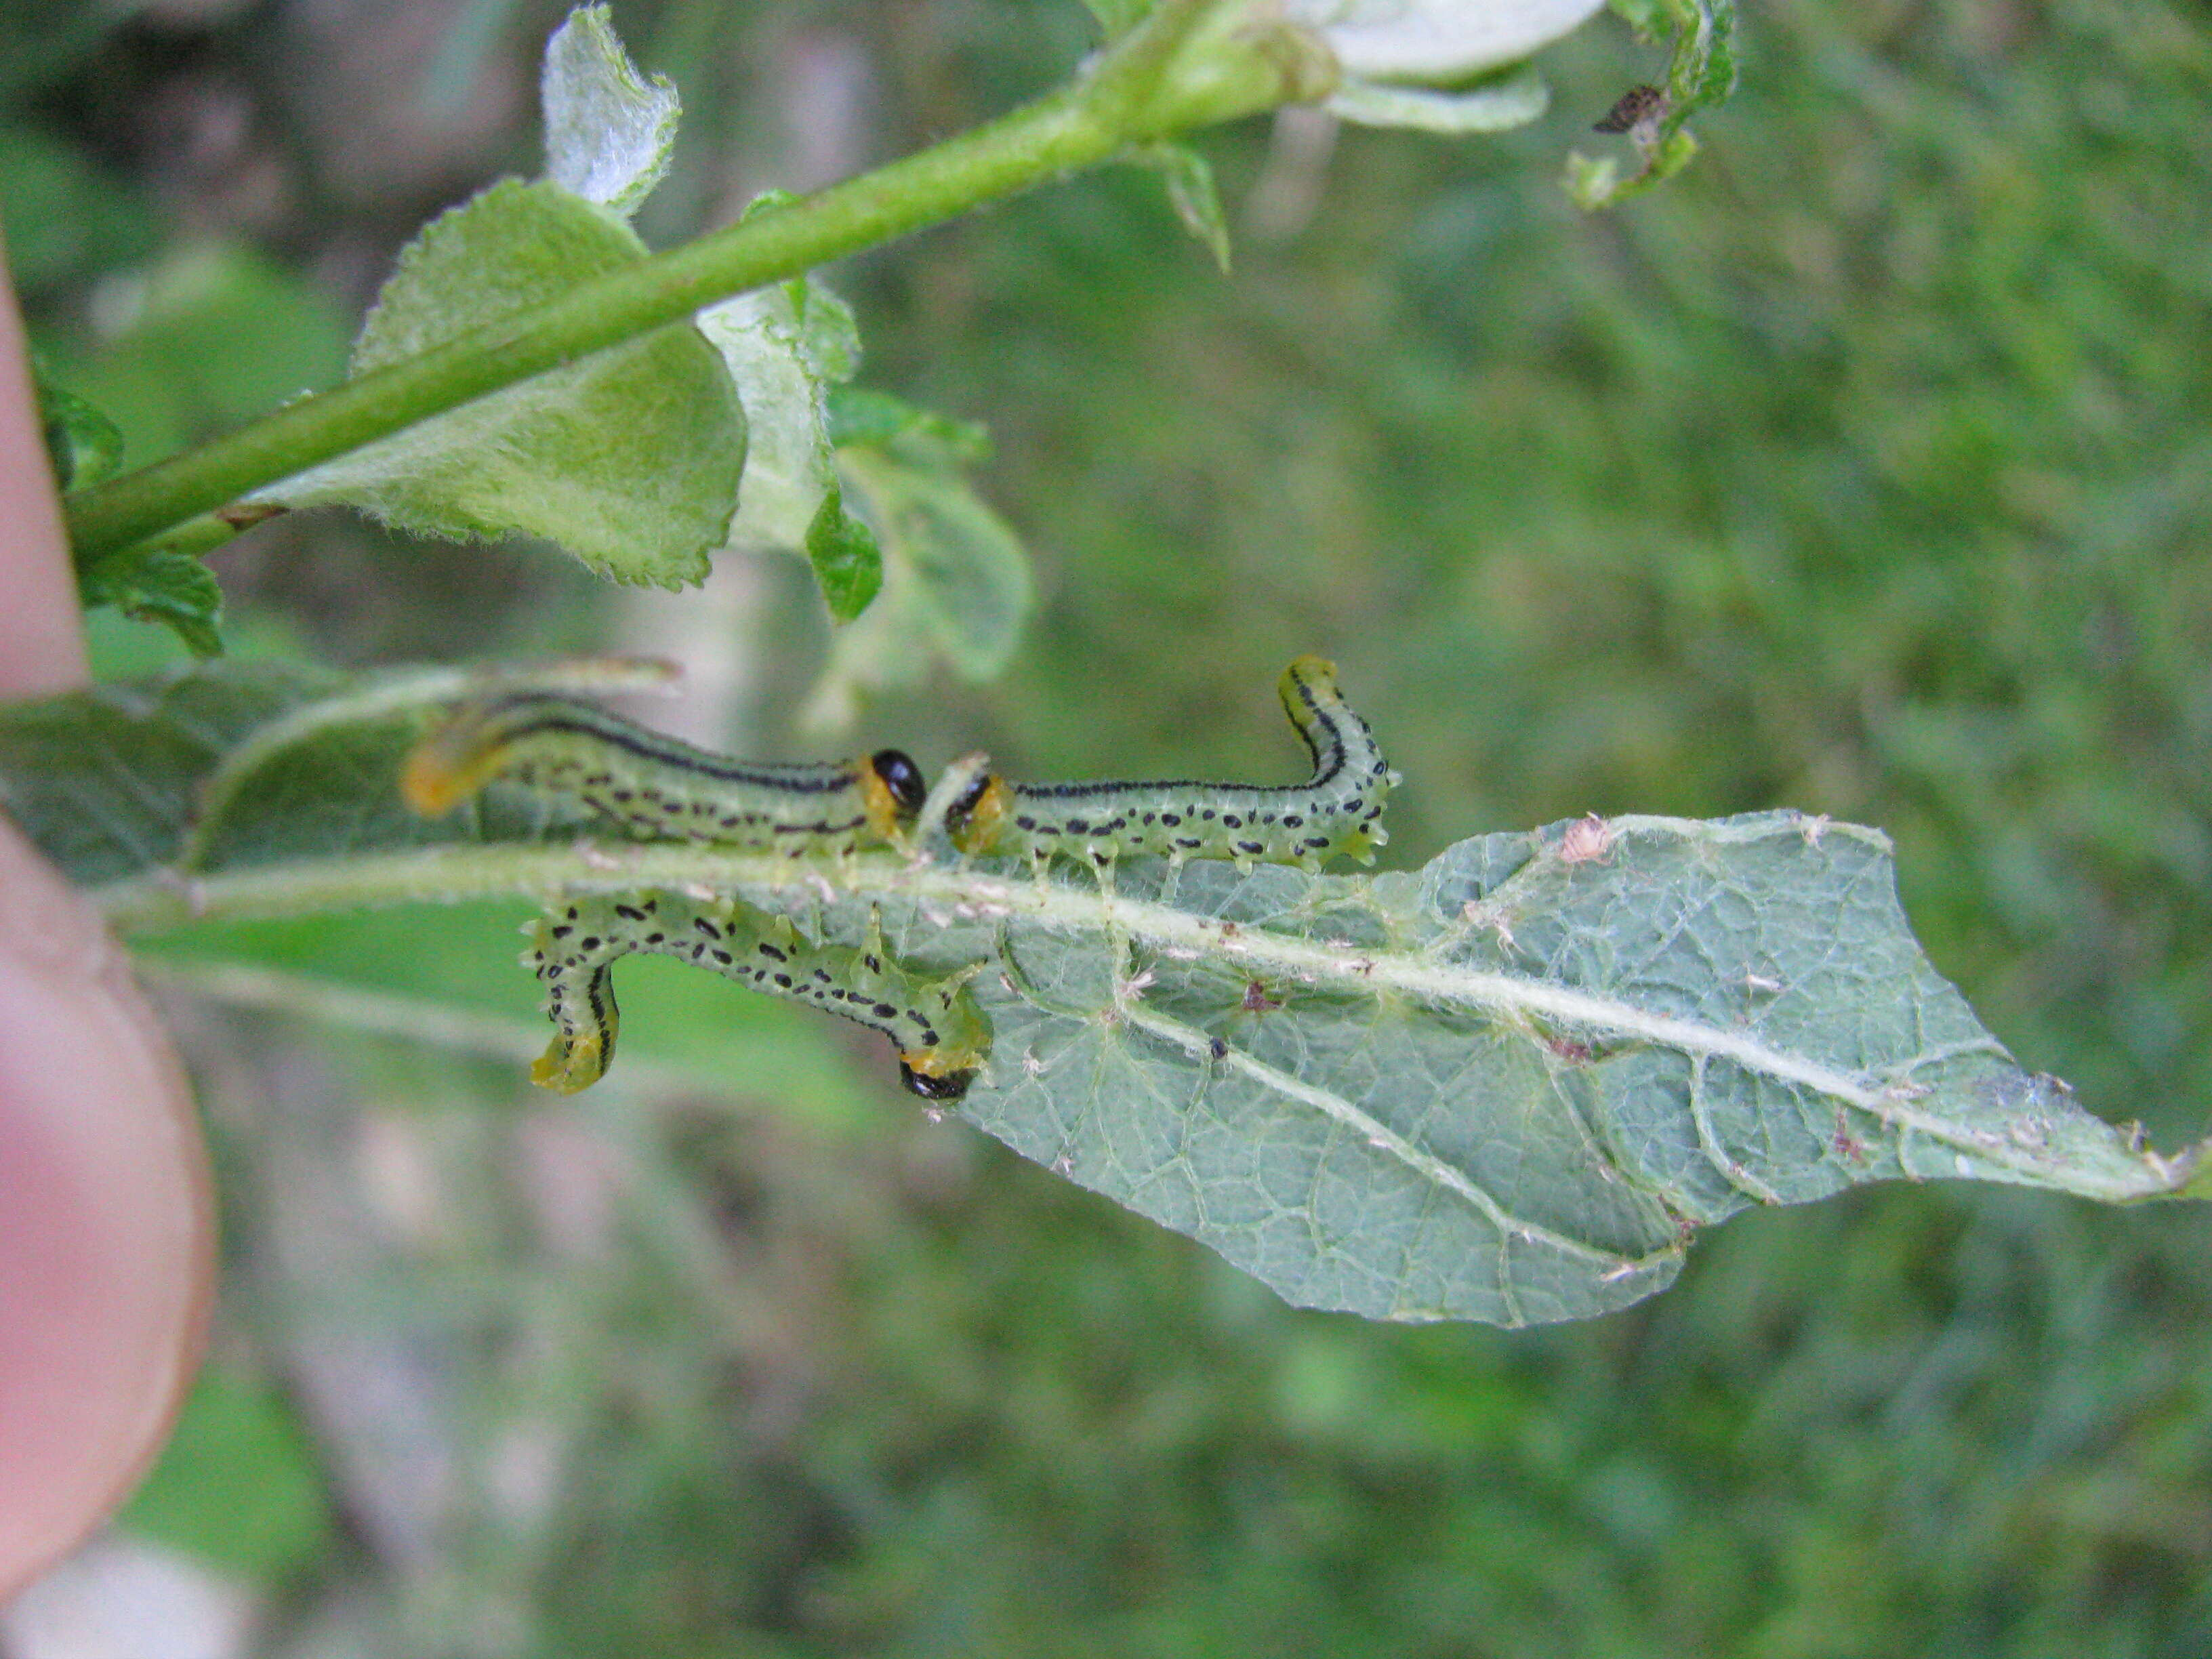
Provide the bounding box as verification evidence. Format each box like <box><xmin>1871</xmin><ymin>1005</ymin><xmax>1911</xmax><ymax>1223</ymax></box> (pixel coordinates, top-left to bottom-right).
<box><xmin>35</xmin><ymin>373</ymin><xmax>124</xmax><ymax>491</ymax></box>
<box><xmin>264</xmin><ymin>179</ymin><xmax>744</xmax><ymax>588</ymax></box>
<box><xmin>78</xmin><ymin>546</ymin><xmax>225</xmax><ymax>657</ymax></box>
<box><xmin>1136</xmin><ymin>142</ymin><xmax>1233</xmax><ymax>272</ymax></box>
<box><xmin>825</xmin><ymin>386</ymin><xmax>990</xmax><ymax>462</ymax></box>
<box><xmin>541</xmin><ymin>3</ymin><xmax>680</xmax><ymax>216</ymax></box>
<box><xmin>804</xmin><ymin>441</ymin><xmax>1032</xmax><ymax>723</ymax></box>
<box><xmin>805</xmin><ymin>485</ymin><xmax>884</xmax><ymax>623</ymax></box>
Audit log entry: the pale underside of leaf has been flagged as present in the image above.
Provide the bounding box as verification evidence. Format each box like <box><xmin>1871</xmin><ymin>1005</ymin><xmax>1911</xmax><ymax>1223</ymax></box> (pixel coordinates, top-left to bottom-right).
<box><xmin>698</xmin><ymin>280</ymin><xmax>859</xmax><ymax>555</ymax></box>
<box><xmin>541</xmin><ymin>3</ymin><xmax>680</xmax><ymax>215</ymax></box>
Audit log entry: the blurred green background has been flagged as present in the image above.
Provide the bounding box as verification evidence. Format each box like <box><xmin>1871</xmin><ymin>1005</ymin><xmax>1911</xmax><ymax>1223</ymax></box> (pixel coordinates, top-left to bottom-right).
<box><xmin>7</xmin><ymin>0</ymin><xmax>2212</xmax><ymax>1653</ymax></box>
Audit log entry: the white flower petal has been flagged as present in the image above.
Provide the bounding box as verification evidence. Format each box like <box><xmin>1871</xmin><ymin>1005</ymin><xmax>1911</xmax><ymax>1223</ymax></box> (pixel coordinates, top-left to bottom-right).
<box><xmin>1290</xmin><ymin>0</ymin><xmax>1608</xmax><ymax>83</ymax></box>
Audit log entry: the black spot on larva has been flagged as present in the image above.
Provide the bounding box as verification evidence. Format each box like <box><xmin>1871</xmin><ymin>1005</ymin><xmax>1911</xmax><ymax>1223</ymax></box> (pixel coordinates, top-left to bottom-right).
<box><xmin>814</xmin><ymin>968</ymin><xmax>832</xmax><ymax>983</ymax></box>
<box><xmin>873</xmin><ymin>1002</ymin><xmax>898</xmax><ymax>1019</ymax></box>
<box><xmin>644</xmin><ymin>933</ymin><xmax>665</xmax><ymax>944</ymax></box>
<box><xmin>579</xmin><ymin>936</ymin><xmax>600</xmax><ymax>949</ymax></box>
<box><xmin>1200</xmin><ymin>809</ymin><xmax>1217</xmax><ymax>821</ymax></box>
<box><xmin>551</xmin><ymin>925</ymin><xmax>573</xmax><ymax>939</ymax></box>
<box><xmin>1177</xmin><ymin>837</ymin><xmax>1202</xmax><ymax>850</ymax></box>
<box><xmin>1162</xmin><ymin>813</ymin><xmax>1182</xmax><ymax>827</ymax></box>
<box><xmin>1210</xmin><ymin>1037</ymin><xmax>1229</xmax><ymax>1060</ymax></box>
<box><xmin>615</xmin><ymin>904</ymin><xmax>645</xmax><ymax>922</ymax></box>
<box><xmin>1016</xmin><ymin>815</ymin><xmax>1039</xmax><ymax>832</ymax></box>
<box><xmin>774</xmin><ymin>974</ymin><xmax>794</xmax><ymax>989</ymax></box>
<box><xmin>863</xmin><ymin>955</ymin><xmax>882</xmax><ymax>973</ymax></box>
<box><xmin>1237</xmin><ymin>840</ymin><xmax>1264</xmax><ymax>855</ymax></box>
<box><xmin>693</xmin><ymin>918</ymin><xmax>720</xmax><ymax>938</ymax></box>
<box><xmin>1305</xmin><ymin>836</ymin><xmax>1331</xmax><ymax>850</ymax></box>
<box><xmin>1066</xmin><ymin>818</ymin><xmax>1089</xmax><ymax>834</ymax></box>
<box><xmin>1223</xmin><ymin>814</ymin><xmax>1242</xmax><ymax>828</ymax></box>
<box><xmin>1283</xmin><ymin>815</ymin><xmax>1303</xmax><ymax>827</ymax></box>
<box><xmin>712</xmin><ymin>950</ymin><xmax>732</xmax><ymax>966</ymax></box>
<box><xmin>758</xmin><ymin>943</ymin><xmax>786</xmax><ymax>962</ymax></box>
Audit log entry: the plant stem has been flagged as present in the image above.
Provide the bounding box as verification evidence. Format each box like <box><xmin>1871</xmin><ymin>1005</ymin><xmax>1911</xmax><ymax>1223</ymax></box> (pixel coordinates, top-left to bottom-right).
<box><xmin>66</xmin><ymin>79</ymin><xmax>1126</xmax><ymax>564</ymax></box>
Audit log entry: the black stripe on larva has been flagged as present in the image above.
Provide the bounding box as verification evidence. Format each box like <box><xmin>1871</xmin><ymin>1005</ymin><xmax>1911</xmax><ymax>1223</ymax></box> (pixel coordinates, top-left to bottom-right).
<box><xmin>475</xmin><ymin>697</ymin><xmax>866</xmax><ymax>796</ymax></box>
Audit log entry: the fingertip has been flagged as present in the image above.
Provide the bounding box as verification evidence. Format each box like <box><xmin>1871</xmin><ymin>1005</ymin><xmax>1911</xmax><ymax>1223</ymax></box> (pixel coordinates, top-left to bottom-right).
<box><xmin>0</xmin><ymin>822</ymin><xmax>213</xmax><ymax>1600</ymax></box>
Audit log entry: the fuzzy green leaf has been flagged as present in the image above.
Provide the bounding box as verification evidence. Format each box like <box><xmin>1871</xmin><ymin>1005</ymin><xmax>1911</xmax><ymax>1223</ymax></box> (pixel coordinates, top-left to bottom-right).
<box><xmin>262</xmin><ymin>179</ymin><xmax>744</xmax><ymax>588</ymax></box>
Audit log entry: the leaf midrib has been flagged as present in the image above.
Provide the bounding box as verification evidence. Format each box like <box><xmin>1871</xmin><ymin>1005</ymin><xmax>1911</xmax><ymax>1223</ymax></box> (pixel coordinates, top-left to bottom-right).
<box><xmin>91</xmin><ymin>831</ymin><xmax>2179</xmax><ymax>1202</ymax></box>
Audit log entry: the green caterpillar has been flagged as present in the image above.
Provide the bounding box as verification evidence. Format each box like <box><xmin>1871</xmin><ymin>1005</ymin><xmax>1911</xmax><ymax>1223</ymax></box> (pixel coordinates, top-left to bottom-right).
<box><xmin>526</xmin><ymin>895</ymin><xmax>991</xmax><ymax>1100</ymax></box>
<box><xmin>405</xmin><ymin>692</ymin><xmax>925</xmax><ymax>852</ymax></box>
<box><xmin>944</xmin><ymin>656</ymin><xmax>1398</xmax><ymax>871</ymax></box>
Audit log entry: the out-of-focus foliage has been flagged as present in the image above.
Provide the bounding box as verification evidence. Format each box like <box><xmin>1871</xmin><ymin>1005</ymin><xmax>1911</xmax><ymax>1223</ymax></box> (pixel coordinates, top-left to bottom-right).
<box><xmin>8</xmin><ymin>0</ymin><xmax>2212</xmax><ymax>1653</ymax></box>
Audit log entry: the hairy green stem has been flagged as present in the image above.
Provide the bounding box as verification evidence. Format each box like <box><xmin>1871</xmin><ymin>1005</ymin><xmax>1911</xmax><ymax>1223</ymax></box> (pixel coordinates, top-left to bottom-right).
<box><xmin>64</xmin><ymin>1</ymin><xmax>1329</xmax><ymax>565</ymax></box>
